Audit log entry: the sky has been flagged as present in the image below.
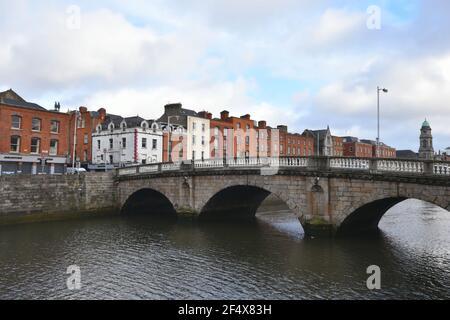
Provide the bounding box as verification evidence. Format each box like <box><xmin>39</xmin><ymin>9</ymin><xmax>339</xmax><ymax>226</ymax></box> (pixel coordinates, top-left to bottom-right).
<box><xmin>0</xmin><ymin>0</ymin><xmax>449</xmax><ymax>151</ymax></box>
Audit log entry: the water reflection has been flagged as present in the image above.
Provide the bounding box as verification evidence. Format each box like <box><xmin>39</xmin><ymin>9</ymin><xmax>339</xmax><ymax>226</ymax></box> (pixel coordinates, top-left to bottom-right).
<box><xmin>0</xmin><ymin>199</ymin><xmax>449</xmax><ymax>299</ymax></box>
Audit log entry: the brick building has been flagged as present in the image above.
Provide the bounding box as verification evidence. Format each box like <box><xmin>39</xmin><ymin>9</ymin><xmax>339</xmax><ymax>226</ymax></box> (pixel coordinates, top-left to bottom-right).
<box><xmin>0</xmin><ymin>89</ymin><xmax>70</xmax><ymax>174</ymax></box>
<box><xmin>278</xmin><ymin>125</ymin><xmax>314</xmax><ymax>157</ymax></box>
<box><xmin>360</xmin><ymin>139</ymin><xmax>396</xmax><ymax>158</ymax></box>
<box><xmin>68</xmin><ymin>106</ymin><xmax>107</xmax><ymax>168</ymax></box>
<box><xmin>343</xmin><ymin>137</ymin><xmax>373</xmax><ymax>158</ymax></box>
<box><xmin>332</xmin><ymin>136</ymin><xmax>344</xmax><ymax>156</ymax></box>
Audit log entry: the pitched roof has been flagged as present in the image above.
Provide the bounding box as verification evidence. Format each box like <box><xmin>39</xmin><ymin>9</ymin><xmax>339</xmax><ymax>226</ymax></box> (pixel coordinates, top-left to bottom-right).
<box><xmin>0</xmin><ymin>89</ymin><xmax>47</xmax><ymax>111</ymax></box>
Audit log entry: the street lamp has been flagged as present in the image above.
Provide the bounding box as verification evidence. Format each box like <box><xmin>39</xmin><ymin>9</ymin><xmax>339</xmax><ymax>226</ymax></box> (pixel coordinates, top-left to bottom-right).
<box><xmin>377</xmin><ymin>86</ymin><xmax>388</xmax><ymax>157</ymax></box>
<box><xmin>72</xmin><ymin>110</ymin><xmax>80</xmax><ymax>170</ymax></box>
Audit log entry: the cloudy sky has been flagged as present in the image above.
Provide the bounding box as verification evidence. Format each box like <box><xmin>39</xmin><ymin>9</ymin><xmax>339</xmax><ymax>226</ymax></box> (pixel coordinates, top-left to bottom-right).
<box><xmin>1</xmin><ymin>0</ymin><xmax>449</xmax><ymax>151</ymax></box>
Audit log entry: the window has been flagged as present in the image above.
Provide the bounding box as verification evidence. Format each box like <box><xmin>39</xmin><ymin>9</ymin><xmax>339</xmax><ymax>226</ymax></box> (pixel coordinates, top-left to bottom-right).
<box><xmin>77</xmin><ymin>116</ymin><xmax>85</xmax><ymax>129</ymax></box>
<box><xmin>192</xmin><ymin>122</ymin><xmax>196</xmax><ymax>130</ymax></box>
<box><xmin>30</xmin><ymin>137</ymin><xmax>41</xmax><ymax>154</ymax></box>
<box><xmin>223</xmin><ymin>128</ymin><xmax>228</xmax><ymax>137</ymax></box>
<box><xmin>246</xmin><ymin>124</ymin><xmax>250</xmax><ymax>130</ymax></box>
<box><xmin>202</xmin><ymin>124</ymin><xmax>205</xmax><ymax>132</ymax></box>
<box><xmin>83</xmin><ymin>150</ymin><xmax>88</xmax><ymax>161</ymax></box>
<box><xmin>192</xmin><ymin>151</ymin><xmax>196</xmax><ymax>159</ymax></box>
<box><xmin>109</xmin><ymin>155</ymin><xmax>113</xmax><ymax>164</ymax></box>
<box><xmin>201</xmin><ymin>136</ymin><xmax>205</xmax><ymax>146</ymax></box>
<box><xmin>109</xmin><ymin>138</ymin><xmax>113</xmax><ymax>149</ymax></box>
<box><xmin>122</xmin><ymin>138</ymin><xmax>127</xmax><ymax>149</ymax></box>
<box><xmin>236</xmin><ymin>123</ymin><xmax>241</xmax><ymax>129</ymax></box>
<box><xmin>97</xmin><ymin>140</ymin><xmax>101</xmax><ymax>150</ymax></box>
<box><xmin>201</xmin><ymin>151</ymin><xmax>204</xmax><ymax>160</ymax></box>
<box><xmin>245</xmin><ymin>136</ymin><xmax>249</xmax><ymax>145</ymax></box>
<box><xmin>49</xmin><ymin>139</ymin><xmax>58</xmax><ymax>155</ymax></box>
<box><xmin>10</xmin><ymin>136</ymin><xmax>20</xmax><ymax>153</ymax></box>
<box><xmin>32</xmin><ymin>118</ymin><xmax>41</xmax><ymax>131</ymax></box>
<box><xmin>11</xmin><ymin>115</ymin><xmax>21</xmax><ymax>129</ymax></box>
<box><xmin>84</xmin><ymin>134</ymin><xmax>88</xmax><ymax>144</ymax></box>
<box><xmin>152</xmin><ymin>139</ymin><xmax>157</xmax><ymax>149</ymax></box>
<box><xmin>192</xmin><ymin>135</ymin><xmax>196</xmax><ymax>145</ymax></box>
<box><xmin>142</xmin><ymin>138</ymin><xmax>147</xmax><ymax>148</ymax></box>
<box><xmin>50</xmin><ymin>120</ymin><xmax>60</xmax><ymax>133</ymax></box>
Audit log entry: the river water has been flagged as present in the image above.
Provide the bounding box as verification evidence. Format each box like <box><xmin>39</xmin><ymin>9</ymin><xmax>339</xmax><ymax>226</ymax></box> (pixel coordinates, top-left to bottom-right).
<box><xmin>0</xmin><ymin>199</ymin><xmax>449</xmax><ymax>300</ymax></box>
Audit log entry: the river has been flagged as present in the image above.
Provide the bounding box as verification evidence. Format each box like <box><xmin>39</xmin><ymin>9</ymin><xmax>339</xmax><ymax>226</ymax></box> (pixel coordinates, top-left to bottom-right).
<box><xmin>0</xmin><ymin>199</ymin><xmax>449</xmax><ymax>299</ymax></box>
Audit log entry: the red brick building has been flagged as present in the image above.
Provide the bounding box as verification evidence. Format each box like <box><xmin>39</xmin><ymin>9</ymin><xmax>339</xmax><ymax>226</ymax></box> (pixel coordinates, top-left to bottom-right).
<box><xmin>278</xmin><ymin>125</ymin><xmax>314</xmax><ymax>157</ymax></box>
<box><xmin>332</xmin><ymin>136</ymin><xmax>344</xmax><ymax>156</ymax></box>
<box><xmin>0</xmin><ymin>89</ymin><xmax>70</xmax><ymax>174</ymax></box>
<box><xmin>68</xmin><ymin>106</ymin><xmax>106</xmax><ymax>167</ymax></box>
<box><xmin>343</xmin><ymin>137</ymin><xmax>373</xmax><ymax>158</ymax></box>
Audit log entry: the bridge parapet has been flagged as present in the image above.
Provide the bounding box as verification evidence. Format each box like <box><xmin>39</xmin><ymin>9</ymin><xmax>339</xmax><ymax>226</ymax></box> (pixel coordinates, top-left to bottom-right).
<box><xmin>116</xmin><ymin>157</ymin><xmax>450</xmax><ymax>177</ymax></box>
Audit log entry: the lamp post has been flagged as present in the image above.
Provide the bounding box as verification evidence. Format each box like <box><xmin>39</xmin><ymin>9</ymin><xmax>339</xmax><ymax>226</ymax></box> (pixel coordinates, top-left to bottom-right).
<box><xmin>72</xmin><ymin>110</ymin><xmax>80</xmax><ymax>170</ymax></box>
<box><xmin>377</xmin><ymin>86</ymin><xmax>388</xmax><ymax>158</ymax></box>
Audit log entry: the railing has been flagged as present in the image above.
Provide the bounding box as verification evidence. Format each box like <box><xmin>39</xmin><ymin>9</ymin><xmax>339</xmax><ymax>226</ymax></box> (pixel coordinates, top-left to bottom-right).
<box><xmin>116</xmin><ymin>157</ymin><xmax>450</xmax><ymax>177</ymax></box>
<box><xmin>434</xmin><ymin>162</ymin><xmax>450</xmax><ymax>175</ymax></box>
<box><xmin>330</xmin><ymin>158</ymin><xmax>370</xmax><ymax>170</ymax></box>
<box><xmin>376</xmin><ymin>159</ymin><xmax>424</xmax><ymax>173</ymax></box>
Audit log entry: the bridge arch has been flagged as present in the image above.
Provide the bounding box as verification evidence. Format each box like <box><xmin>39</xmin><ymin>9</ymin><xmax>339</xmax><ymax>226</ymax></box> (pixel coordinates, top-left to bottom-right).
<box><xmin>121</xmin><ymin>188</ymin><xmax>177</xmax><ymax>218</ymax></box>
<box><xmin>337</xmin><ymin>195</ymin><xmax>450</xmax><ymax>236</ymax></box>
<box><xmin>199</xmin><ymin>184</ymin><xmax>304</xmax><ymax>226</ymax></box>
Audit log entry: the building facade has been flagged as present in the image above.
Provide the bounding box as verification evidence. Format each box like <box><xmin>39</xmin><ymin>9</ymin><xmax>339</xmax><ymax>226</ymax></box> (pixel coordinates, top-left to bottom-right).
<box><xmin>0</xmin><ymin>89</ymin><xmax>70</xmax><ymax>174</ymax></box>
<box><xmin>91</xmin><ymin>115</ymin><xmax>164</xmax><ymax>168</ymax></box>
<box><xmin>158</xmin><ymin>103</ymin><xmax>210</xmax><ymax>161</ymax></box>
<box><xmin>302</xmin><ymin>127</ymin><xmax>334</xmax><ymax>156</ymax></box>
<box><xmin>343</xmin><ymin>137</ymin><xmax>373</xmax><ymax>158</ymax></box>
<box><xmin>68</xmin><ymin>106</ymin><xmax>106</xmax><ymax>168</ymax></box>
<box><xmin>332</xmin><ymin>136</ymin><xmax>344</xmax><ymax>156</ymax></box>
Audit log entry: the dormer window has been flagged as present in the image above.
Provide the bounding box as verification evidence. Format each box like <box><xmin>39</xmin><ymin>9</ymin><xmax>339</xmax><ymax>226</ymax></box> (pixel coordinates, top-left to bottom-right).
<box><xmin>142</xmin><ymin>122</ymin><xmax>148</xmax><ymax>131</ymax></box>
<box><xmin>121</xmin><ymin>122</ymin><xmax>127</xmax><ymax>132</ymax></box>
<box><xmin>109</xmin><ymin>123</ymin><xmax>114</xmax><ymax>133</ymax></box>
<box><xmin>97</xmin><ymin>125</ymin><xmax>102</xmax><ymax>134</ymax></box>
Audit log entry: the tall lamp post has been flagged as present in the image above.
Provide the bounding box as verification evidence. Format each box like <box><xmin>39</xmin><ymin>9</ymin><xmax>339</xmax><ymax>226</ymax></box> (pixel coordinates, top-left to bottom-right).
<box><xmin>72</xmin><ymin>110</ymin><xmax>80</xmax><ymax>170</ymax></box>
<box><xmin>377</xmin><ymin>86</ymin><xmax>388</xmax><ymax>158</ymax></box>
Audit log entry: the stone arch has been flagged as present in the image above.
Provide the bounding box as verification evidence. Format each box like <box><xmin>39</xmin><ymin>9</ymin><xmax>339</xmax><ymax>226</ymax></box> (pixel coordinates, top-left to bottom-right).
<box><xmin>336</xmin><ymin>192</ymin><xmax>450</xmax><ymax>236</ymax></box>
<box><xmin>121</xmin><ymin>187</ymin><xmax>177</xmax><ymax>218</ymax></box>
<box><xmin>198</xmin><ymin>181</ymin><xmax>304</xmax><ymax>227</ymax></box>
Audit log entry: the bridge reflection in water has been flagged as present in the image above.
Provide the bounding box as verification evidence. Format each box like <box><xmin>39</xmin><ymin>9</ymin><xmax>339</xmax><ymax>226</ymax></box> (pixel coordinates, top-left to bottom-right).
<box><xmin>117</xmin><ymin>156</ymin><xmax>450</xmax><ymax>237</ymax></box>
<box><xmin>1</xmin><ymin>197</ymin><xmax>449</xmax><ymax>299</ymax></box>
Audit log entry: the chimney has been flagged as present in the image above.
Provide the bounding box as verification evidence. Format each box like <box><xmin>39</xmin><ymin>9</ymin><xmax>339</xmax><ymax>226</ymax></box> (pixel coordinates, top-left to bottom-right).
<box><xmin>79</xmin><ymin>106</ymin><xmax>88</xmax><ymax>113</ymax></box>
<box><xmin>258</xmin><ymin>120</ymin><xmax>267</xmax><ymax>128</ymax></box>
<box><xmin>220</xmin><ymin>110</ymin><xmax>229</xmax><ymax>120</ymax></box>
<box><xmin>241</xmin><ymin>114</ymin><xmax>251</xmax><ymax>120</ymax></box>
<box><xmin>277</xmin><ymin>125</ymin><xmax>288</xmax><ymax>133</ymax></box>
<box><xmin>97</xmin><ymin>108</ymin><xmax>106</xmax><ymax>121</ymax></box>
<box><xmin>198</xmin><ymin>111</ymin><xmax>212</xmax><ymax>120</ymax></box>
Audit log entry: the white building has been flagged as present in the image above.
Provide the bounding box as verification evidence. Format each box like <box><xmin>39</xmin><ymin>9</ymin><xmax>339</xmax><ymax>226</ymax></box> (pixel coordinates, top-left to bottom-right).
<box><xmin>91</xmin><ymin>115</ymin><xmax>164</xmax><ymax>168</ymax></box>
<box><xmin>158</xmin><ymin>103</ymin><xmax>210</xmax><ymax>161</ymax></box>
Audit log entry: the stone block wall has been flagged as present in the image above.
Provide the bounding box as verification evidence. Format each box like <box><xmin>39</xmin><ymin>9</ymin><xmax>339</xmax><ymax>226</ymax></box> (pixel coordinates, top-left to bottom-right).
<box><xmin>0</xmin><ymin>172</ymin><xmax>118</xmax><ymax>225</ymax></box>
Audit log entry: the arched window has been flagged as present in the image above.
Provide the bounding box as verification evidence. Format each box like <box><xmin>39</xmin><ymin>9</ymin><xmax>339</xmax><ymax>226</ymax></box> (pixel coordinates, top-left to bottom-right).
<box><xmin>109</xmin><ymin>123</ymin><xmax>115</xmax><ymax>133</ymax></box>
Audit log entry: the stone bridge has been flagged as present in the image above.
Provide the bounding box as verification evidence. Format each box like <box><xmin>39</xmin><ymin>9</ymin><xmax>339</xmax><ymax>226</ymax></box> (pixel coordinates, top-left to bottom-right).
<box><xmin>116</xmin><ymin>157</ymin><xmax>450</xmax><ymax>237</ymax></box>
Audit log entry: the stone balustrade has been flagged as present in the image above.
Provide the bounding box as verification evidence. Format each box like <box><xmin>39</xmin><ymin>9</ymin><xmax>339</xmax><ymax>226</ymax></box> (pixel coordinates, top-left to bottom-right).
<box><xmin>117</xmin><ymin>156</ymin><xmax>450</xmax><ymax>177</ymax></box>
